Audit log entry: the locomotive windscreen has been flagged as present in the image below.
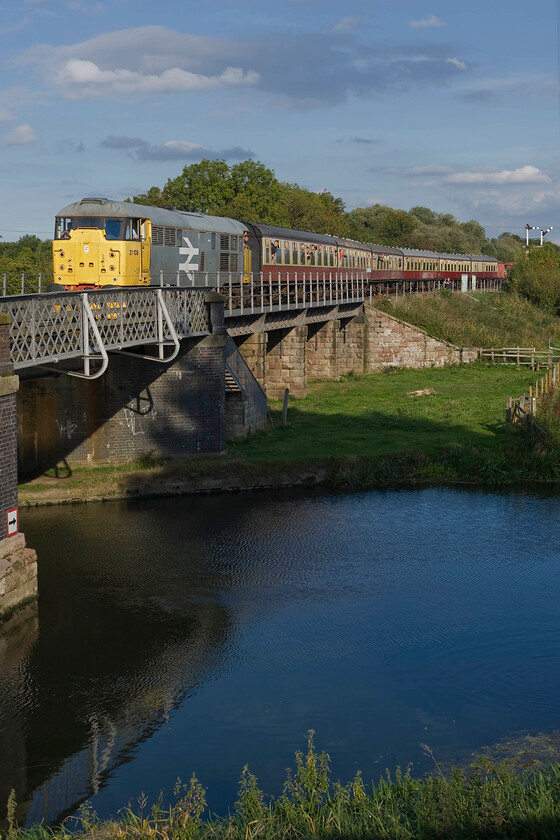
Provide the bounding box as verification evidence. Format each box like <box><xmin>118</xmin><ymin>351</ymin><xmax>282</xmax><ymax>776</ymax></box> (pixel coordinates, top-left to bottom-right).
<box><xmin>54</xmin><ymin>216</ymin><xmax>141</xmax><ymax>240</ymax></box>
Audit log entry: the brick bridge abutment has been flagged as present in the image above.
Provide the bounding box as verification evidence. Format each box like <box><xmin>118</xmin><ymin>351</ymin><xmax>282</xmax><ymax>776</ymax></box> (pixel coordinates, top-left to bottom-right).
<box><xmin>235</xmin><ymin>305</ymin><xmax>477</xmax><ymax>398</ymax></box>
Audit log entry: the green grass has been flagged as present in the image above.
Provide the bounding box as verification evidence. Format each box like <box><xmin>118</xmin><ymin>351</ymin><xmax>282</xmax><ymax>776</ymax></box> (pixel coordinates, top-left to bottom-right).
<box><xmin>228</xmin><ymin>364</ymin><xmax>536</xmax><ymax>462</ymax></box>
<box><xmin>8</xmin><ymin>733</ymin><xmax>560</xmax><ymax>840</ymax></box>
<box><xmin>375</xmin><ymin>291</ymin><xmax>560</xmax><ymax>349</ymax></box>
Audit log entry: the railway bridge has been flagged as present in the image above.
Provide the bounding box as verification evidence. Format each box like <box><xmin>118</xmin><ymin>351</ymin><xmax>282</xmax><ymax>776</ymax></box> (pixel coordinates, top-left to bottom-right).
<box><xmin>0</xmin><ymin>272</ymin><xmax>497</xmax><ymax>617</ymax></box>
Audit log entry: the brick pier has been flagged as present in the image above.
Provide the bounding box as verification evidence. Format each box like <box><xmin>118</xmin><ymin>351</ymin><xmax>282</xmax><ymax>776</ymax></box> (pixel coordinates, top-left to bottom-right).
<box><xmin>0</xmin><ymin>314</ymin><xmax>37</xmax><ymax>618</ymax></box>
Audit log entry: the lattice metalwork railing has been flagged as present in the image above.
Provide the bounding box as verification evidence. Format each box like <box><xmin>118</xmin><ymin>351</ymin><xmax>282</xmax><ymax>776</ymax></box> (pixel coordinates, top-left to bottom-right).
<box><xmin>0</xmin><ymin>288</ymin><xmax>209</xmax><ymax>375</ymax></box>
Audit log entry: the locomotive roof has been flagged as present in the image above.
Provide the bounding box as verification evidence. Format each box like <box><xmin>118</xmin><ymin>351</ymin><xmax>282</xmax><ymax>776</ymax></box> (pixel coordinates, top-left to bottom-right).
<box><xmin>56</xmin><ymin>198</ymin><xmax>246</xmax><ymax>234</ymax></box>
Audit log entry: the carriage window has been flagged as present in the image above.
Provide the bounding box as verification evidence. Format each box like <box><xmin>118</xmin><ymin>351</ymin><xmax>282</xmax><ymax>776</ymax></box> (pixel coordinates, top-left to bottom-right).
<box><xmin>293</xmin><ymin>246</ymin><xmax>299</xmax><ymax>264</ymax></box>
<box><xmin>177</xmin><ymin>230</ymin><xmax>183</xmax><ymax>246</ymax></box>
<box><xmin>284</xmin><ymin>248</ymin><xmax>290</xmax><ymax>264</ymax></box>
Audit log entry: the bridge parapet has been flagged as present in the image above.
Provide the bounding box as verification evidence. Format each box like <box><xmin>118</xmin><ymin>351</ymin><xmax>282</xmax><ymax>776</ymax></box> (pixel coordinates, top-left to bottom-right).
<box><xmin>0</xmin><ymin>287</ymin><xmax>210</xmax><ymax>376</ymax></box>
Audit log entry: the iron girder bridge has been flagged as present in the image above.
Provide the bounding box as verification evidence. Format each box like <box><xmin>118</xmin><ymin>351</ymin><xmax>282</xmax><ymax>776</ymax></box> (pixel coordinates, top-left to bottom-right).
<box><xmin>0</xmin><ymin>272</ymin><xmax>368</xmax><ymax>378</ymax></box>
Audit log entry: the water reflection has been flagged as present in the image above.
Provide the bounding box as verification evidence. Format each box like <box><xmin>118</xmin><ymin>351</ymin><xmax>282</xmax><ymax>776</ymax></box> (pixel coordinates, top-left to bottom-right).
<box><xmin>3</xmin><ymin>486</ymin><xmax>560</xmax><ymax>825</ymax></box>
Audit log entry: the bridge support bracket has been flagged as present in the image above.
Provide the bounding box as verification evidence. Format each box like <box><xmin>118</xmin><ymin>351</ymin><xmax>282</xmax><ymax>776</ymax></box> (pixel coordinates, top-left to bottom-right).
<box><xmin>109</xmin><ymin>289</ymin><xmax>181</xmax><ymax>365</ymax></box>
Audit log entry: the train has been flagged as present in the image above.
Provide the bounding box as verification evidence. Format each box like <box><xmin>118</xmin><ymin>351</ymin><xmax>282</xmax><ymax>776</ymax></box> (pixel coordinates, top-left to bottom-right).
<box><xmin>51</xmin><ymin>197</ymin><xmax>503</xmax><ymax>292</ymax></box>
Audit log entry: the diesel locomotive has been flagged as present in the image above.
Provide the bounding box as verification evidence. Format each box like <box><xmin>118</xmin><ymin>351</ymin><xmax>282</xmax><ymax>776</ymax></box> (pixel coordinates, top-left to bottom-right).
<box><xmin>51</xmin><ymin>197</ymin><xmax>501</xmax><ymax>291</ymax></box>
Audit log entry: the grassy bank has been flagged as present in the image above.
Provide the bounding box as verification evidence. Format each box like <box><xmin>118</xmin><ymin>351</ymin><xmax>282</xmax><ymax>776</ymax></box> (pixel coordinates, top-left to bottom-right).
<box><xmin>375</xmin><ymin>291</ymin><xmax>560</xmax><ymax>349</ymax></box>
<box><xmin>8</xmin><ymin>734</ymin><xmax>560</xmax><ymax>840</ymax></box>
<box><xmin>19</xmin><ymin>363</ymin><xmax>559</xmax><ymax>505</ymax></box>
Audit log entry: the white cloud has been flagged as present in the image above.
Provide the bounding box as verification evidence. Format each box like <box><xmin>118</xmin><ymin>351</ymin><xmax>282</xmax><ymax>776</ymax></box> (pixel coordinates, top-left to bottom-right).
<box><xmin>447</xmin><ymin>57</ymin><xmax>467</xmax><ymax>71</ymax></box>
<box><xmin>444</xmin><ymin>165</ymin><xmax>551</xmax><ymax>185</ymax></box>
<box><xmin>385</xmin><ymin>164</ymin><xmax>454</xmax><ymax>177</ymax></box>
<box><xmin>51</xmin><ymin>58</ymin><xmax>259</xmax><ymax>97</ymax></box>
<box><xmin>18</xmin><ymin>24</ymin><xmax>472</xmax><ymax>108</ymax></box>
<box><xmin>410</xmin><ymin>15</ymin><xmax>444</xmax><ymax>28</ymax></box>
<box><xmin>0</xmin><ymin>108</ymin><xmax>16</xmax><ymax>122</ymax></box>
<box><xmin>4</xmin><ymin>124</ymin><xmax>37</xmax><ymax>145</ymax></box>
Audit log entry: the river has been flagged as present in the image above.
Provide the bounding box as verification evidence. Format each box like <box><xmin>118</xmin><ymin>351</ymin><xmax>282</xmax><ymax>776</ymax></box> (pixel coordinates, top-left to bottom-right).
<box><xmin>1</xmin><ymin>486</ymin><xmax>560</xmax><ymax>825</ymax></box>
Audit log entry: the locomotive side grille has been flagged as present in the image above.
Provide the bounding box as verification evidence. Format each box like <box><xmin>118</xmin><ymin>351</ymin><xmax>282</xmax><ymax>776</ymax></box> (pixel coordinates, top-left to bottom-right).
<box><xmin>230</xmin><ymin>253</ymin><xmax>238</xmax><ymax>272</ymax></box>
<box><xmin>153</xmin><ymin>227</ymin><xmax>164</xmax><ymax>246</ymax></box>
<box><xmin>164</xmin><ymin>228</ymin><xmax>176</xmax><ymax>246</ymax></box>
<box><xmin>220</xmin><ymin>234</ymin><xmax>229</xmax><ymax>250</ymax></box>
<box><xmin>230</xmin><ymin>235</ymin><xmax>238</xmax><ymax>251</ymax></box>
<box><xmin>200</xmin><ymin>251</ymin><xmax>205</xmax><ymax>271</ymax></box>
<box><xmin>220</xmin><ymin>252</ymin><xmax>229</xmax><ymax>271</ymax></box>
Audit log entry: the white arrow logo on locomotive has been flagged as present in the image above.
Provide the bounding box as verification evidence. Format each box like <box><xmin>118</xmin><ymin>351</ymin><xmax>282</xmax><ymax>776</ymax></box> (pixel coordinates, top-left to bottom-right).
<box><xmin>179</xmin><ymin>235</ymin><xmax>199</xmax><ymax>273</ymax></box>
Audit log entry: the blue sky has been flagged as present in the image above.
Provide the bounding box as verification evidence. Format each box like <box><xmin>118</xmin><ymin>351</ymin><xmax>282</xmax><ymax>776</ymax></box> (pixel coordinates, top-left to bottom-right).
<box><xmin>1</xmin><ymin>0</ymin><xmax>558</xmax><ymax>243</ymax></box>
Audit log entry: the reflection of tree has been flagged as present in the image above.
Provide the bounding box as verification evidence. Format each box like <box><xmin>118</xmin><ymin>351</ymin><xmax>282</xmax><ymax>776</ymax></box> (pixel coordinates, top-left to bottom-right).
<box><xmin>1</xmin><ymin>505</ymin><xmax>235</xmax><ymax>827</ymax></box>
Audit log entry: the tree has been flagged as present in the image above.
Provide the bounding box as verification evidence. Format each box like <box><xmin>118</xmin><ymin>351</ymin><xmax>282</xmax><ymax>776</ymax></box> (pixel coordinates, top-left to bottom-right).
<box><xmin>165</xmin><ymin>159</ymin><xmax>235</xmax><ymax>214</ymax></box>
<box><xmin>347</xmin><ymin>205</ymin><xmax>417</xmax><ymax>246</ymax></box>
<box><xmin>130</xmin><ymin>160</ymin><xmax>348</xmax><ymax>234</ymax></box>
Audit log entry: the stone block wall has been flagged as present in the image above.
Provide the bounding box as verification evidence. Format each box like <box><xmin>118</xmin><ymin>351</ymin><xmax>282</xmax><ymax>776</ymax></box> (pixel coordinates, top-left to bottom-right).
<box><xmin>237</xmin><ymin>332</ymin><xmax>267</xmax><ymax>388</ymax></box>
<box><xmin>225</xmin><ymin>392</ymin><xmax>265</xmax><ymax>441</ymax></box>
<box><xmin>0</xmin><ymin>535</ymin><xmax>38</xmax><ymax>616</ymax></box>
<box><xmin>18</xmin><ymin>333</ymin><xmax>227</xmax><ymax>476</ymax></box>
<box><xmin>364</xmin><ymin>307</ymin><xmax>477</xmax><ymax>370</ymax></box>
<box><xmin>265</xmin><ymin>326</ymin><xmax>308</xmax><ymax>399</ymax></box>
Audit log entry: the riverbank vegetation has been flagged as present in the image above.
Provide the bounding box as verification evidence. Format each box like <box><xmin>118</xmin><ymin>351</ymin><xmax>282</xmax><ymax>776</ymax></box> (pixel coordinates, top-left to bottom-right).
<box><xmin>375</xmin><ymin>291</ymin><xmax>560</xmax><ymax>349</ymax></box>
<box><xmin>7</xmin><ymin>733</ymin><xmax>560</xmax><ymax>840</ymax></box>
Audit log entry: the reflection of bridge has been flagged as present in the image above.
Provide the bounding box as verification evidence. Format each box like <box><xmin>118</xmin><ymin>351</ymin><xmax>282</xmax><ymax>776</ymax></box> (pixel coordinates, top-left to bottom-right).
<box><xmin>0</xmin><ymin>567</ymin><xmax>232</xmax><ymax>827</ymax></box>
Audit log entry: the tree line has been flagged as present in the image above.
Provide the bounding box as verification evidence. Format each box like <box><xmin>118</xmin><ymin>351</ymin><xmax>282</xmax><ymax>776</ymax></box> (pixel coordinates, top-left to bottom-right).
<box><xmin>0</xmin><ymin>235</ymin><xmax>53</xmax><ymax>277</ymax></box>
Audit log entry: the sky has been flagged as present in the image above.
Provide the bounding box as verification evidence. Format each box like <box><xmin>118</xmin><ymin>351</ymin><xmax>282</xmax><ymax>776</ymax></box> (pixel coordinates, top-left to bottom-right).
<box><xmin>1</xmin><ymin>0</ymin><xmax>559</xmax><ymax>243</ymax></box>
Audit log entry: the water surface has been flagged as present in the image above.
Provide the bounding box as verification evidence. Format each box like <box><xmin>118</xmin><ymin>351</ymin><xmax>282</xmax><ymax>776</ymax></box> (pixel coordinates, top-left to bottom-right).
<box><xmin>2</xmin><ymin>486</ymin><xmax>560</xmax><ymax>824</ymax></box>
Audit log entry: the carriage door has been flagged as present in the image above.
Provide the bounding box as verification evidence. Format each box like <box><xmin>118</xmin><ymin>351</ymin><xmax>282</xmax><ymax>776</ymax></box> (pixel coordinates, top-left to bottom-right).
<box><xmin>141</xmin><ymin>220</ymin><xmax>150</xmax><ymax>284</ymax></box>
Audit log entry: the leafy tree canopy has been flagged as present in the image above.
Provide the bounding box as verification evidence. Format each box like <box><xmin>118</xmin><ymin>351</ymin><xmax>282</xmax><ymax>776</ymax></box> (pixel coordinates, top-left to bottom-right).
<box><xmin>0</xmin><ymin>234</ymin><xmax>52</xmax><ymax>275</ymax></box>
<box><xmin>131</xmin><ymin>159</ymin><xmax>347</xmax><ymax>234</ymax></box>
